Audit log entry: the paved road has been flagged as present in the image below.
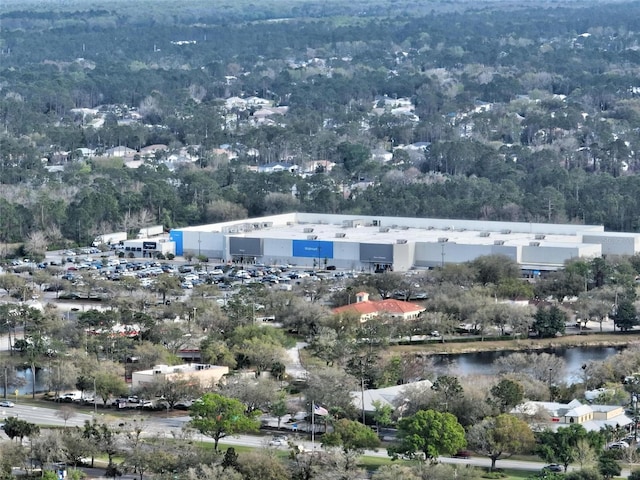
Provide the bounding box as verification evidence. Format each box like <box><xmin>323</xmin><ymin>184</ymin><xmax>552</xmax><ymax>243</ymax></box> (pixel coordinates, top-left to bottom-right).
<box><xmin>2</xmin><ymin>404</ymin><xmax>637</xmax><ymax>477</ymax></box>
<box><xmin>0</xmin><ymin>403</ymin><xmax>94</xmax><ymax>428</ymax></box>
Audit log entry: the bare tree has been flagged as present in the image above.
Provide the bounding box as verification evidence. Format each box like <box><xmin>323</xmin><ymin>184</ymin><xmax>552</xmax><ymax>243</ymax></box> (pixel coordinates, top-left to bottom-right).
<box><xmin>24</xmin><ymin>231</ymin><xmax>48</xmax><ymax>259</ymax></box>
<box><xmin>56</xmin><ymin>406</ymin><xmax>76</xmax><ymax>428</ymax></box>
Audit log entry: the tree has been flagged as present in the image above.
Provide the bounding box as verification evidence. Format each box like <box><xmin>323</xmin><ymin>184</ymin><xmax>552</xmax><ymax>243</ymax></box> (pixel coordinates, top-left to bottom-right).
<box><xmin>322</xmin><ymin>418</ymin><xmax>381</xmax><ymax>457</ymax></box>
<box><xmin>235</xmin><ymin>450</ymin><xmax>291</xmax><ymax>480</ymax></box>
<box><xmin>598</xmin><ymin>451</ymin><xmax>621</xmax><ymax>479</ymax></box>
<box><xmin>60</xmin><ymin>428</ymin><xmax>93</xmax><ymax>467</ymax></box>
<box><xmin>371</xmin><ymin>400</ymin><xmax>393</xmax><ymax>434</ymax></box>
<box><xmin>3</xmin><ymin>417</ymin><xmax>39</xmax><ymax>444</ymax></box>
<box><xmin>237</xmin><ymin>337</ymin><xmax>286</xmax><ymax>376</ymax></box>
<box><xmin>613</xmin><ymin>299</ymin><xmax>638</xmax><ymax>331</ymax></box>
<box><xmin>189</xmin><ymin>392</ymin><xmax>261</xmax><ymax>451</ymax></box>
<box><xmin>83</xmin><ymin>420</ymin><xmax>120</xmax><ymax>469</ymax></box>
<box><xmin>629</xmin><ymin>470</ymin><xmax>640</xmax><ymax>480</ymax></box>
<box><xmin>431</xmin><ymin>375</ymin><xmax>464</xmax><ymax>411</ymax></box>
<box><xmin>467</xmin><ymin>414</ymin><xmax>534</xmax><ymax>470</ymax></box>
<box><xmin>220</xmin><ymin>377</ymin><xmax>279</xmax><ymax>413</ymax></box>
<box><xmin>31</xmin><ymin>430</ymin><xmax>64</xmax><ymax>474</ymax></box>
<box><xmin>303</xmin><ymin>367</ymin><xmax>359</xmax><ymax>418</ymax></box>
<box><xmin>490</xmin><ymin>379</ymin><xmax>524</xmax><ymax>413</ymax></box>
<box><xmin>372</xmin><ymin>463</ymin><xmax>482</xmax><ymax>480</ymax></box>
<box><xmin>0</xmin><ymin>442</ymin><xmax>27</xmax><ymax>478</ymax></box>
<box><xmin>137</xmin><ymin>375</ymin><xmax>201</xmax><ymax>410</ymax></box>
<box><xmin>390</xmin><ymin>409</ymin><xmax>466</xmax><ymax>462</ymax></box>
<box><xmin>95</xmin><ymin>371</ymin><xmax>128</xmax><ymax>406</ymax></box>
<box><xmin>14</xmin><ymin>333</ymin><xmax>49</xmax><ymax>399</ymax></box>
<box><xmin>536</xmin><ymin>425</ymin><xmax>604</xmax><ymax>472</ymax></box>
<box><xmin>471</xmin><ymin>254</ymin><xmax>520</xmax><ymax>285</ymax></box>
<box><xmin>152</xmin><ymin>274</ymin><xmax>181</xmax><ymax>304</ymax></box>
<box><xmin>55</xmin><ymin>406</ymin><xmax>76</xmax><ymax>427</ymax></box>
<box><xmin>269</xmin><ymin>392</ymin><xmax>289</xmax><ymax>429</ymax></box>
<box><xmin>533</xmin><ymin>305</ymin><xmax>567</xmax><ymax>338</ymax></box>
<box><xmin>565</xmin><ymin>470</ymin><xmax>604</xmax><ymax>480</ymax></box>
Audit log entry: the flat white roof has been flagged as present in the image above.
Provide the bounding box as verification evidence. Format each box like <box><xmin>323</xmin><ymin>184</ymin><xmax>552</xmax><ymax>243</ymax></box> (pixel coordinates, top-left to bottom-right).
<box><xmin>172</xmin><ymin>213</ymin><xmax>633</xmax><ymax>252</ymax></box>
<box><xmin>223</xmin><ymin>223</ymin><xmax>598</xmax><ymax>249</ymax></box>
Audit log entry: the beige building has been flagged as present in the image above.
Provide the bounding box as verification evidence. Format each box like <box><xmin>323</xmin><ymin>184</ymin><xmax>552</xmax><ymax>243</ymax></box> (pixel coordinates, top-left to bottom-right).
<box><xmin>514</xmin><ymin>399</ymin><xmax>631</xmax><ymax>432</ymax></box>
<box><xmin>131</xmin><ymin>364</ymin><xmax>229</xmax><ymax>390</ymax></box>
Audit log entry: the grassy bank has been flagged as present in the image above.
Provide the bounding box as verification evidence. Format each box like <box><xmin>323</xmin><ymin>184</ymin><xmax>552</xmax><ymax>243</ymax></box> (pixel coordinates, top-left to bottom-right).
<box><xmin>387</xmin><ymin>331</ymin><xmax>640</xmax><ymax>356</ymax></box>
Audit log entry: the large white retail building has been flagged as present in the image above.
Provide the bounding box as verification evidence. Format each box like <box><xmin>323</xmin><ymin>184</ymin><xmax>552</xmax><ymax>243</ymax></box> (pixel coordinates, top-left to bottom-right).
<box><xmin>169</xmin><ymin>213</ymin><xmax>640</xmax><ymax>273</ymax></box>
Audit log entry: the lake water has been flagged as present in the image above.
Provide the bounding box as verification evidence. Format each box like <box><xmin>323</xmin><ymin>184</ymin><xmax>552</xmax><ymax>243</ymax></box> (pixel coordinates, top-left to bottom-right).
<box><xmin>432</xmin><ymin>346</ymin><xmax>623</xmax><ymax>384</ymax></box>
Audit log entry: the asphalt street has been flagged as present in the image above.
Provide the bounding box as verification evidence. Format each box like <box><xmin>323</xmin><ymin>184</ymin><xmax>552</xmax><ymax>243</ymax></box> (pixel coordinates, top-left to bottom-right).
<box><xmin>0</xmin><ymin>404</ymin><xmax>636</xmax><ymax>477</ymax></box>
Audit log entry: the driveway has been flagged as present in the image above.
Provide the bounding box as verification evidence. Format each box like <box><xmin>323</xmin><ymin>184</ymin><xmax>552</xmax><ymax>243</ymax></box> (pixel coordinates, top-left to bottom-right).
<box><xmin>285</xmin><ymin>342</ymin><xmax>308</xmax><ymax>380</ymax></box>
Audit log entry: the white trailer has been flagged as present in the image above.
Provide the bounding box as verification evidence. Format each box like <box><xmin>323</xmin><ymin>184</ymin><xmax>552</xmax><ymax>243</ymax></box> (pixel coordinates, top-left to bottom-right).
<box><xmin>137</xmin><ymin>225</ymin><xmax>164</xmax><ymax>239</ymax></box>
<box><xmin>92</xmin><ymin>231</ymin><xmax>127</xmax><ymax>247</ymax></box>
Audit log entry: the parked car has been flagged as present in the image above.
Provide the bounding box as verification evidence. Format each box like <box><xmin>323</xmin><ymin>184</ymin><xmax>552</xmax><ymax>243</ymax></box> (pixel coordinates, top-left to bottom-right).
<box><xmin>452</xmin><ymin>450</ymin><xmax>471</xmax><ymax>459</ymax></box>
<box><xmin>268</xmin><ymin>435</ymin><xmax>289</xmax><ymax>446</ymax></box>
<box><xmin>542</xmin><ymin>464</ymin><xmax>563</xmax><ymax>472</ymax></box>
<box><xmin>608</xmin><ymin>441</ymin><xmax>630</xmax><ymax>449</ymax></box>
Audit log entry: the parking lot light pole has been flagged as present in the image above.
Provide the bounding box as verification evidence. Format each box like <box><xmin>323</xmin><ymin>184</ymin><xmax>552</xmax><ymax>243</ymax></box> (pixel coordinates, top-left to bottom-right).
<box><xmin>633</xmin><ymin>394</ymin><xmax>638</xmax><ymax>443</ymax></box>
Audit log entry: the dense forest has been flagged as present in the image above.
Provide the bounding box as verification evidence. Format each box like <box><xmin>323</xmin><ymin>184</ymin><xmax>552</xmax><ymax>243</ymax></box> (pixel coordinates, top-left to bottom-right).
<box><xmin>2</xmin><ymin>0</ymin><xmax>640</xmax><ymax>248</ymax></box>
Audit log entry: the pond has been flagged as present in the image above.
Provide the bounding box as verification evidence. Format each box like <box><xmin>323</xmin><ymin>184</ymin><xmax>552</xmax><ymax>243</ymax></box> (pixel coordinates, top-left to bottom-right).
<box><xmin>433</xmin><ymin>346</ymin><xmax>623</xmax><ymax>384</ymax></box>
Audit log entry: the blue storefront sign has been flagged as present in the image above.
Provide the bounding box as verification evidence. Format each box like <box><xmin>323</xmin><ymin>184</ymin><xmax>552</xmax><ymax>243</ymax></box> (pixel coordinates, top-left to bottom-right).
<box><xmin>169</xmin><ymin>230</ymin><xmax>183</xmax><ymax>255</ymax></box>
<box><xmin>292</xmin><ymin>240</ymin><xmax>334</xmax><ymax>259</ymax></box>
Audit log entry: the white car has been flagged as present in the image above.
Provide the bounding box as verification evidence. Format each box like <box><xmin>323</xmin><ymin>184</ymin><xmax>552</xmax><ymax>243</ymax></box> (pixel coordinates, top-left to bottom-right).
<box><xmin>0</xmin><ymin>401</ymin><xmax>15</xmax><ymax>408</ymax></box>
<box><xmin>268</xmin><ymin>436</ymin><xmax>289</xmax><ymax>446</ymax></box>
<box><xmin>608</xmin><ymin>441</ymin><xmax>630</xmax><ymax>449</ymax></box>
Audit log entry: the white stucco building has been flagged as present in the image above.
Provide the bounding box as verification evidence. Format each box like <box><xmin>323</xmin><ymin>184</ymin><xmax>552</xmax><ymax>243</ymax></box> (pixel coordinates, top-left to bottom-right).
<box><xmin>131</xmin><ymin>363</ymin><xmax>229</xmax><ymax>390</ymax></box>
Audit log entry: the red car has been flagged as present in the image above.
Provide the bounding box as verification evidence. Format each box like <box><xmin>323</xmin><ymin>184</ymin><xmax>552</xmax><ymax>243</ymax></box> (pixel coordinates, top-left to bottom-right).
<box><xmin>452</xmin><ymin>450</ymin><xmax>471</xmax><ymax>459</ymax></box>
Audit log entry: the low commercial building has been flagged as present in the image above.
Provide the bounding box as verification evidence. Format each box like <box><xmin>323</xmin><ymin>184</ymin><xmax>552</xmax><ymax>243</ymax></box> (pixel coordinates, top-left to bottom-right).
<box><xmin>351</xmin><ymin>379</ymin><xmax>433</xmax><ymax>413</ymax></box>
<box><xmin>169</xmin><ymin>212</ymin><xmax>640</xmax><ymax>273</ymax></box>
<box><xmin>120</xmin><ymin>238</ymin><xmax>175</xmax><ymax>258</ymax></box>
<box><xmin>131</xmin><ymin>363</ymin><xmax>229</xmax><ymax>390</ymax></box>
<box><xmin>513</xmin><ymin>399</ymin><xmax>632</xmax><ymax>432</ymax></box>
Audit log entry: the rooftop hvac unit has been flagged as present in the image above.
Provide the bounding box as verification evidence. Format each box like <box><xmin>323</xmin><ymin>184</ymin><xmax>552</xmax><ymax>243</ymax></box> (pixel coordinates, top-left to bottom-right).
<box><xmin>379</xmin><ymin>227</ymin><xmax>390</xmax><ymax>232</ymax></box>
<box><xmin>494</xmin><ymin>240</ymin><xmax>505</xmax><ymax>245</ymax></box>
<box><xmin>397</xmin><ymin>239</ymin><xmax>408</xmax><ymax>244</ymax></box>
<box><xmin>501</xmin><ymin>229</ymin><xmax>512</xmax><ymax>234</ymax></box>
<box><xmin>479</xmin><ymin>232</ymin><xmax>491</xmax><ymax>237</ymax></box>
<box><xmin>529</xmin><ymin>241</ymin><xmax>541</xmax><ymax>247</ymax></box>
<box><xmin>335</xmin><ymin>233</ymin><xmax>346</xmax><ymax>238</ymax></box>
<box><xmin>535</xmin><ymin>234</ymin><xmax>546</xmax><ymax>240</ymax></box>
<box><xmin>438</xmin><ymin>237</ymin><xmax>449</xmax><ymax>243</ymax></box>
<box><xmin>307</xmin><ymin>235</ymin><xmax>318</xmax><ymax>240</ymax></box>
<box><xmin>303</xmin><ymin>227</ymin><xmax>314</xmax><ymax>233</ymax></box>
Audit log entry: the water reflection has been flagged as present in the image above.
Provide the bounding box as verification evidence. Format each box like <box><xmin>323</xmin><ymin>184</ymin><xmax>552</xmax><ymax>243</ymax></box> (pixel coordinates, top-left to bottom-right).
<box><xmin>433</xmin><ymin>346</ymin><xmax>622</xmax><ymax>384</ymax></box>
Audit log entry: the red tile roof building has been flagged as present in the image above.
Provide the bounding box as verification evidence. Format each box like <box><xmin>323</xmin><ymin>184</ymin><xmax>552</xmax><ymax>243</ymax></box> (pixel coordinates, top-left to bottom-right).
<box><xmin>332</xmin><ymin>292</ymin><xmax>426</xmax><ymax>322</ymax></box>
